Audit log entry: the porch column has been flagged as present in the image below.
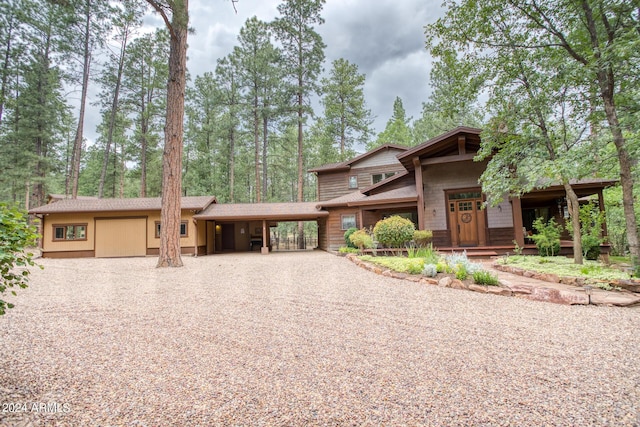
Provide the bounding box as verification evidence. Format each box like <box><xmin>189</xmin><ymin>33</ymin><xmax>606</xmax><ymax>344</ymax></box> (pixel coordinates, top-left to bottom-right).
<box><xmin>413</xmin><ymin>157</ymin><xmax>425</xmax><ymax>230</ymax></box>
<box><xmin>357</xmin><ymin>209</ymin><xmax>363</xmax><ymax>229</ymax></box>
<box><xmin>597</xmin><ymin>189</ymin><xmax>608</xmax><ymax>237</ymax></box>
<box><xmin>193</xmin><ymin>219</ymin><xmax>198</xmax><ymax>257</ymax></box>
<box><xmin>511</xmin><ymin>197</ymin><xmax>525</xmax><ymax>247</ymax></box>
<box><xmin>261</xmin><ymin>219</ymin><xmax>269</xmax><ymax>254</ymax></box>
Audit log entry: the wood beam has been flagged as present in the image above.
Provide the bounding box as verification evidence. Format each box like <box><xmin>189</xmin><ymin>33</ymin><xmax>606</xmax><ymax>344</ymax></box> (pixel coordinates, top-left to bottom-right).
<box><xmin>511</xmin><ymin>197</ymin><xmax>525</xmax><ymax>248</ymax></box>
<box><xmin>261</xmin><ymin>219</ymin><xmax>269</xmax><ymax>254</ymax></box>
<box><xmin>458</xmin><ymin>135</ymin><xmax>466</xmax><ymax>155</ymax></box>
<box><xmin>421</xmin><ymin>153</ymin><xmax>476</xmax><ymax>165</ymax></box>
<box><xmin>413</xmin><ymin>157</ymin><xmax>425</xmax><ymax>230</ymax></box>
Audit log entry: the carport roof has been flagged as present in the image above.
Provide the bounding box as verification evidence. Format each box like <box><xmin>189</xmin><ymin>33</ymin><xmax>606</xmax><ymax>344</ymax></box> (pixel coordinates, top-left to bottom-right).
<box><xmin>29</xmin><ymin>196</ymin><xmax>217</xmax><ymax>214</ymax></box>
<box><xmin>194</xmin><ymin>202</ymin><xmax>329</xmax><ymax>221</ymax></box>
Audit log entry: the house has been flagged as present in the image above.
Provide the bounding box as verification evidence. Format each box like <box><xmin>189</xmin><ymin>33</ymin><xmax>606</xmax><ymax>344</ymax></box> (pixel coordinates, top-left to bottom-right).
<box><xmin>314</xmin><ymin>127</ymin><xmax>616</xmax><ymax>255</ymax></box>
<box><xmin>29</xmin><ymin>127</ymin><xmax>615</xmax><ymax>258</ymax></box>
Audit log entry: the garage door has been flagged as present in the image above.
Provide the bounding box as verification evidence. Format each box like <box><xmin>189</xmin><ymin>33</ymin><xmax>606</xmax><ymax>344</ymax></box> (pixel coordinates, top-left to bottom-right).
<box><xmin>95</xmin><ymin>218</ymin><xmax>147</xmax><ymax>258</ymax></box>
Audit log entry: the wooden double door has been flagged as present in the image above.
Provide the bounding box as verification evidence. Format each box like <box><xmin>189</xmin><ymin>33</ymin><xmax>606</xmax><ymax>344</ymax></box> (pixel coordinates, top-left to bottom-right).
<box><xmin>448</xmin><ymin>192</ymin><xmax>487</xmax><ymax>247</ymax></box>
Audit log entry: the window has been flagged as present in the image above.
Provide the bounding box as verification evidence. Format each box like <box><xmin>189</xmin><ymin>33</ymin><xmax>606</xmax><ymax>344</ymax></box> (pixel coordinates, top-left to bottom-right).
<box><xmin>372</xmin><ymin>172</ymin><xmax>396</xmax><ymax>184</ymax></box>
<box><xmin>155</xmin><ymin>221</ymin><xmax>189</xmax><ymax>238</ymax></box>
<box><xmin>52</xmin><ymin>224</ymin><xmax>87</xmax><ymax>241</ymax></box>
<box><xmin>348</xmin><ymin>175</ymin><xmax>358</xmax><ymax>189</ymax></box>
<box><xmin>341</xmin><ymin>214</ymin><xmax>357</xmax><ymax>230</ymax></box>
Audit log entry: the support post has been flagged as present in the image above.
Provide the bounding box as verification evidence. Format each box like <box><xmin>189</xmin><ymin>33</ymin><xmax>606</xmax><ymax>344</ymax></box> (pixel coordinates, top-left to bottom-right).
<box><xmin>511</xmin><ymin>197</ymin><xmax>525</xmax><ymax>248</ymax></box>
<box><xmin>413</xmin><ymin>157</ymin><xmax>425</xmax><ymax>230</ymax></box>
<box><xmin>261</xmin><ymin>219</ymin><xmax>269</xmax><ymax>254</ymax></box>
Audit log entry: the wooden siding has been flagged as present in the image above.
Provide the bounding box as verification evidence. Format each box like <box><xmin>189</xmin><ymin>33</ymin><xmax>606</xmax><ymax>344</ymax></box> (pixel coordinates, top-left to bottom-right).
<box><xmin>350</xmin><ymin>148</ymin><xmax>405</xmax><ymax>168</ymax></box>
<box><xmin>317</xmin><ymin>164</ymin><xmax>406</xmax><ymax>201</ymax></box>
<box><xmin>422</xmin><ymin>160</ymin><xmax>488</xmax><ymax>231</ymax></box>
<box><xmin>432</xmin><ymin>230</ymin><xmax>452</xmax><ymax>247</ymax></box>
<box><xmin>488</xmin><ymin>227</ymin><xmax>516</xmax><ymax>246</ymax></box>
<box><xmin>325</xmin><ymin>208</ymin><xmax>360</xmax><ymax>251</ymax></box>
<box><xmin>486</xmin><ymin>201</ymin><xmax>514</xmax><ymax>228</ymax></box>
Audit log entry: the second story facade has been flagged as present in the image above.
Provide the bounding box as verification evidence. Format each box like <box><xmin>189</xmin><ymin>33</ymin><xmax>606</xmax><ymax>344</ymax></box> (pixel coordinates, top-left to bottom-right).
<box><xmin>309</xmin><ymin>144</ymin><xmax>409</xmax><ymax>202</ymax></box>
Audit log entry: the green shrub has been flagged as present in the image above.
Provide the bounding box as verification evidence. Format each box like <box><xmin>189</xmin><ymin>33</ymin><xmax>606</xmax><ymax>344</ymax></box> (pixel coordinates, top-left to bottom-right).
<box><xmin>436</xmin><ymin>261</ymin><xmax>449</xmax><ymax>273</ymax></box>
<box><xmin>531</xmin><ymin>217</ymin><xmax>562</xmax><ymax>257</ymax></box>
<box><xmin>373</xmin><ymin>215</ymin><xmax>415</xmax><ymax>249</ymax></box>
<box><xmin>344</xmin><ymin>227</ymin><xmax>358</xmax><ymax>248</ymax></box>
<box><xmin>455</xmin><ymin>264</ymin><xmax>468</xmax><ymax>280</ymax></box>
<box><xmin>0</xmin><ymin>203</ymin><xmax>41</xmax><ymax>315</ymax></box>
<box><xmin>406</xmin><ymin>244</ymin><xmax>439</xmax><ymax>263</ymax></box>
<box><xmin>406</xmin><ymin>258</ymin><xmax>425</xmax><ymax>274</ymax></box>
<box><xmin>423</xmin><ymin>263</ymin><xmax>438</xmax><ymax>277</ymax></box>
<box><xmin>413</xmin><ymin>229</ymin><xmax>433</xmax><ymax>247</ymax></box>
<box><xmin>338</xmin><ymin>246</ymin><xmax>359</xmax><ymax>254</ymax></box>
<box><xmin>473</xmin><ymin>270</ymin><xmax>500</xmax><ymax>286</ymax></box>
<box><xmin>349</xmin><ymin>228</ymin><xmax>373</xmax><ymax>252</ymax></box>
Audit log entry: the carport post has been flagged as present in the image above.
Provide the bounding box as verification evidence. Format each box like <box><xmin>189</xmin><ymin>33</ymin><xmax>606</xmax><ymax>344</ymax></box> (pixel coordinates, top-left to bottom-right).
<box><xmin>261</xmin><ymin>220</ymin><xmax>269</xmax><ymax>254</ymax></box>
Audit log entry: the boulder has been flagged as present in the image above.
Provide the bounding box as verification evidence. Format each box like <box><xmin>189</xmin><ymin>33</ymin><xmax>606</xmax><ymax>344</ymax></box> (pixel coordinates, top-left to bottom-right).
<box><xmin>420</xmin><ymin>278</ymin><xmax>439</xmax><ymax>286</ymax></box>
<box><xmin>486</xmin><ymin>286</ymin><xmax>513</xmax><ymax>297</ymax></box>
<box><xmin>449</xmin><ymin>279</ymin><xmax>468</xmax><ymax>290</ymax></box>
<box><xmin>438</xmin><ymin>276</ymin><xmax>452</xmax><ymax>288</ymax></box>
<box><xmin>468</xmin><ymin>284</ymin><xmax>488</xmax><ymax>293</ymax></box>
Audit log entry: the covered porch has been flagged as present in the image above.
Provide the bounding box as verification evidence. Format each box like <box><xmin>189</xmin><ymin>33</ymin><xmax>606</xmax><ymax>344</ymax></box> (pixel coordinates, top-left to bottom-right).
<box><xmin>192</xmin><ymin>202</ymin><xmax>329</xmax><ymax>255</ymax></box>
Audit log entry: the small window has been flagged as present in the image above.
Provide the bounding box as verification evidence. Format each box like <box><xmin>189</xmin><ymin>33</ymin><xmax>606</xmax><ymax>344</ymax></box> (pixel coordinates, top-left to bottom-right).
<box><xmin>372</xmin><ymin>172</ymin><xmax>396</xmax><ymax>184</ymax></box>
<box><xmin>52</xmin><ymin>224</ymin><xmax>87</xmax><ymax>241</ymax></box>
<box><xmin>341</xmin><ymin>214</ymin><xmax>357</xmax><ymax>230</ymax></box>
<box><xmin>155</xmin><ymin>221</ymin><xmax>189</xmax><ymax>238</ymax></box>
<box><xmin>348</xmin><ymin>175</ymin><xmax>358</xmax><ymax>189</ymax></box>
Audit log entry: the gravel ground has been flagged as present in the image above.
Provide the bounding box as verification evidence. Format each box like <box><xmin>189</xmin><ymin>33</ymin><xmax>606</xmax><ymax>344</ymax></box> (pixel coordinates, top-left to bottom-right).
<box><xmin>1</xmin><ymin>251</ymin><xmax>639</xmax><ymax>426</ymax></box>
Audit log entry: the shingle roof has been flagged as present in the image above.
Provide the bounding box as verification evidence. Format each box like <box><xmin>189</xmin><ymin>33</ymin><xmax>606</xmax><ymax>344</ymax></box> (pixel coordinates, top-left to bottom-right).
<box><xmin>194</xmin><ymin>202</ymin><xmax>329</xmax><ymax>221</ymax></box>
<box><xmin>317</xmin><ymin>185</ymin><xmax>418</xmax><ymax>208</ymax></box>
<box><xmin>29</xmin><ymin>196</ymin><xmax>217</xmax><ymax>214</ymax></box>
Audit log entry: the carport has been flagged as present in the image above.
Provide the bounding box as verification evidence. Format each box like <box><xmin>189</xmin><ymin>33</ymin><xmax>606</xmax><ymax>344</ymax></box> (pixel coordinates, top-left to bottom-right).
<box><xmin>193</xmin><ymin>202</ymin><xmax>329</xmax><ymax>255</ymax></box>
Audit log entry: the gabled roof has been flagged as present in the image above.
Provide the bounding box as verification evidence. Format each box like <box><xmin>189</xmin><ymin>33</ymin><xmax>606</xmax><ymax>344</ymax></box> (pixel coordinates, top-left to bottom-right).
<box><xmin>29</xmin><ymin>196</ymin><xmax>217</xmax><ymax>214</ymax></box>
<box><xmin>397</xmin><ymin>126</ymin><xmax>483</xmax><ymax>170</ymax></box>
<box><xmin>194</xmin><ymin>202</ymin><xmax>328</xmax><ymax>221</ymax></box>
<box><xmin>308</xmin><ymin>144</ymin><xmax>409</xmax><ymax>173</ymax></box>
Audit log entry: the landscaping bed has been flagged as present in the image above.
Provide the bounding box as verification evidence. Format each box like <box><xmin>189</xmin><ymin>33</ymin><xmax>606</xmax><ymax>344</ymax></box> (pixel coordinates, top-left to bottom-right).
<box><xmin>494</xmin><ymin>255</ymin><xmax>640</xmax><ymax>293</ymax></box>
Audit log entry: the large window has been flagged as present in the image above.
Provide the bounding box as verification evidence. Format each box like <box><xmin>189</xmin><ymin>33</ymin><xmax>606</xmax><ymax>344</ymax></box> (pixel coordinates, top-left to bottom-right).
<box><xmin>372</xmin><ymin>172</ymin><xmax>396</xmax><ymax>184</ymax></box>
<box><xmin>155</xmin><ymin>221</ymin><xmax>189</xmax><ymax>238</ymax></box>
<box><xmin>341</xmin><ymin>214</ymin><xmax>357</xmax><ymax>230</ymax></box>
<box><xmin>53</xmin><ymin>224</ymin><xmax>87</xmax><ymax>241</ymax></box>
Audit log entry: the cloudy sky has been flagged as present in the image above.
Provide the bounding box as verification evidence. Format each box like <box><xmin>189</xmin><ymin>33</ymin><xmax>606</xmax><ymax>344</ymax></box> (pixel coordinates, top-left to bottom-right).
<box><xmin>128</xmin><ymin>0</ymin><xmax>444</xmax><ymax>147</ymax></box>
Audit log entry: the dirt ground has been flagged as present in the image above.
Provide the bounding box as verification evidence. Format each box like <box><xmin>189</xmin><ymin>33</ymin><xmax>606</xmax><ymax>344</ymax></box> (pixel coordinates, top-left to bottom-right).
<box><xmin>1</xmin><ymin>251</ymin><xmax>639</xmax><ymax>426</ymax></box>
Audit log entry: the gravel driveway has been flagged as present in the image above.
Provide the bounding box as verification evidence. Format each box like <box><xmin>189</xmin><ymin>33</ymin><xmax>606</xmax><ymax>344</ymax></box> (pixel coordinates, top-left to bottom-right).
<box><xmin>1</xmin><ymin>251</ymin><xmax>639</xmax><ymax>426</ymax></box>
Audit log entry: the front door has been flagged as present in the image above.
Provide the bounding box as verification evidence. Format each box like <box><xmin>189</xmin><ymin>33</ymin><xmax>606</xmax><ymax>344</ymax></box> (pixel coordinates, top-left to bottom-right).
<box><xmin>456</xmin><ymin>200</ymin><xmax>478</xmax><ymax>246</ymax></box>
<box><xmin>448</xmin><ymin>191</ymin><xmax>486</xmax><ymax>247</ymax></box>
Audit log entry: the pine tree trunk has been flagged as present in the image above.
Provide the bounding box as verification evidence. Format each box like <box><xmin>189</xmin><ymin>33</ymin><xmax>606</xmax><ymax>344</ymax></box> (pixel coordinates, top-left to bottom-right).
<box><xmin>71</xmin><ymin>0</ymin><xmax>92</xmax><ymax>199</ymax></box>
<box><xmin>156</xmin><ymin>0</ymin><xmax>188</xmax><ymax>268</ymax></box>
<box><xmin>99</xmin><ymin>26</ymin><xmax>128</xmax><ymax>198</ymax></box>
<box><xmin>262</xmin><ymin>116</ymin><xmax>268</xmax><ymax>201</ymax></box>
<box><xmin>297</xmin><ymin>90</ymin><xmax>304</xmax><ymax>249</ymax></box>
<box><xmin>564</xmin><ymin>183</ymin><xmax>583</xmax><ymax>265</ymax></box>
<box><xmin>254</xmin><ymin>93</ymin><xmax>261</xmax><ymax>203</ymax></box>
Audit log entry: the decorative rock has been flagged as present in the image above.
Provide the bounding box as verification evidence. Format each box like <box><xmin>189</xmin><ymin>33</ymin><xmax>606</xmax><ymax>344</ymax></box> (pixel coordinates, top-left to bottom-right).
<box><xmin>449</xmin><ymin>279</ymin><xmax>467</xmax><ymax>290</ymax></box>
<box><xmin>613</xmin><ymin>280</ymin><xmax>640</xmax><ymax>293</ymax></box>
<box><xmin>486</xmin><ymin>286</ymin><xmax>512</xmax><ymax>297</ymax></box>
<box><xmin>527</xmin><ymin>287</ymin><xmax>588</xmax><ymax>305</ymax></box>
<box><xmin>506</xmin><ymin>284</ymin><xmax>534</xmax><ymax>295</ymax></box>
<box><xmin>382</xmin><ymin>269</ymin><xmax>393</xmax><ymax>277</ymax></box>
<box><xmin>468</xmin><ymin>284</ymin><xmax>487</xmax><ymax>293</ymax></box>
<box><xmin>438</xmin><ymin>276</ymin><xmax>452</xmax><ymax>288</ymax></box>
<box><xmin>420</xmin><ymin>278</ymin><xmax>439</xmax><ymax>286</ymax></box>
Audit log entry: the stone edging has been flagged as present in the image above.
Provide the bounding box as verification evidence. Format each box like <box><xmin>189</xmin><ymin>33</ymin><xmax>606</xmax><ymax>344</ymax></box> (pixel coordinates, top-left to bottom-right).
<box><xmin>345</xmin><ymin>254</ymin><xmax>595</xmax><ymax>306</ymax></box>
<box><xmin>493</xmin><ymin>263</ymin><xmax>640</xmax><ymax>293</ymax></box>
